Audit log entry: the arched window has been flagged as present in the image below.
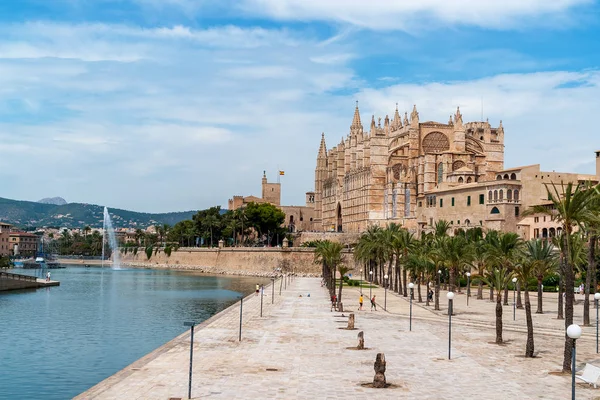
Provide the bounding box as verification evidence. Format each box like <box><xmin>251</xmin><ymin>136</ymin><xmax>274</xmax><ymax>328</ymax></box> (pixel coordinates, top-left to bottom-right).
<box><xmin>466</xmin><ymin>177</ymin><xmax>472</xmax><ymax>183</ymax></box>
<box><xmin>507</xmin><ymin>189</ymin><xmax>512</xmax><ymax>201</ymax></box>
<box><xmin>494</xmin><ymin>190</ymin><xmax>498</xmax><ymax>201</ymax></box>
<box><xmin>488</xmin><ymin>191</ymin><xmax>492</xmax><ymax>202</ymax></box>
<box><xmin>514</xmin><ymin>190</ymin><xmax>519</xmax><ymax>202</ymax></box>
<box><xmin>465</xmin><ymin>219</ymin><xmax>471</xmax><ymax>226</ymax></box>
<box><xmin>437</xmin><ymin>163</ymin><xmax>444</xmax><ymax>184</ymax></box>
<box><xmin>496</xmin><ymin>175</ymin><xmax>502</xmax><ymax>181</ymax></box>
<box><xmin>499</xmin><ymin>190</ymin><xmax>504</xmax><ymax>201</ymax></box>
<box><xmin>490</xmin><ymin>207</ymin><xmax>500</xmax><ymax>214</ymax></box>
<box><xmin>458</xmin><ymin>177</ymin><xmax>464</xmax><ymax>184</ymax></box>
<box><xmin>510</xmin><ymin>173</ymin><xmax>517</xmax><ymax>180</ymax></box>
<box><xmin>542</xmin><ymin>228</ymin><xmax>548</xmax><ymax>238</ymax></box>
<box><xmin>549</xmin><ymin>228</ymin><xmax>556</xmax><ymax>237</ymax></box>
<box><xmin>503</xmin><ymin>174</ymin><xmax>509</xmax><ymax>180</ymax></box>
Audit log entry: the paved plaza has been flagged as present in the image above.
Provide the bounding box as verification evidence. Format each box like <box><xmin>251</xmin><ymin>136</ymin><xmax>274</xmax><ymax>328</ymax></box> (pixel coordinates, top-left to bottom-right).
<box><xmin>77</xmin><ymin>278</ymin><xmax>600</xmax><ymax>399</ymax></box>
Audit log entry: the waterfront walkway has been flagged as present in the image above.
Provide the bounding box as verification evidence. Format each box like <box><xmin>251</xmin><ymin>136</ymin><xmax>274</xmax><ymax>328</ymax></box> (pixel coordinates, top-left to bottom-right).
<box><xmin>77</xmin><ymin>278</ymin><xmax>600</xmax><ymax>399</ymax></box>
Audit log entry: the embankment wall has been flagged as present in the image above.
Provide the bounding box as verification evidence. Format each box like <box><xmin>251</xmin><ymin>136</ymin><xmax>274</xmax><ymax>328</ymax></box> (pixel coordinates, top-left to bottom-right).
<box><xmin>119</xmin><ymin>247</ymin><xmax>356</xmax><ymax>276</ymax></box>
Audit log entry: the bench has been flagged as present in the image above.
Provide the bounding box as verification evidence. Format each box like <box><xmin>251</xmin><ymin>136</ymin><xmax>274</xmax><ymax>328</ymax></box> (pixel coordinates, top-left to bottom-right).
<box><xmin>576</xmin><ymin>363</ymin><xmax>600</xmax><ymax>388</ymax></box>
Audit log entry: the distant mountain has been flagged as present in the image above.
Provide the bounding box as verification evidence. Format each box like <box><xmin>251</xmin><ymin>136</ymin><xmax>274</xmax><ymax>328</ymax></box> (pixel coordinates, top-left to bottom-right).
<box><xmin>0</xmin><ymin>197</ymin><xmax>198</xmax><ymax>228</ymax></box>
<box><xmin>38</xmin><ymin>197</ymin><xmax>68</xmax><ymax>206</ymax></box>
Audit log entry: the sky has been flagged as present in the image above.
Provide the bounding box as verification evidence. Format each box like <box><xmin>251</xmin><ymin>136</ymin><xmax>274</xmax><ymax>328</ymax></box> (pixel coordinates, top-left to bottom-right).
<box><xmin>0</xmin><ymin>0</ymin><xmax>599</xmax><ymax>213</ymax></box>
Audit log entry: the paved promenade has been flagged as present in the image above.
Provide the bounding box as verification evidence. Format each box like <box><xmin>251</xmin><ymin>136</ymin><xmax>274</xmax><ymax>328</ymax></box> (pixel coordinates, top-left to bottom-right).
<box><xmin>77</xmin><ymin>278</ymin><xmax>600</xmax><ymax>399</ymax></box>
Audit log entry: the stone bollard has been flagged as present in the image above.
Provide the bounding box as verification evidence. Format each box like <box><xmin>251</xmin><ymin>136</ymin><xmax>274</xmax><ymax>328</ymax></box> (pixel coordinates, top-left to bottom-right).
<box><xmin>373</xmin><ymin>353</ymin><xmax>386</xmax><ymax>388</ymax></box>
<box><xmin>338</xmin><ymin>302</ymin><xmax>344</xmax><ymax>312</ymax></box>
<box><xmin>218</xmin><ymin>239</ymin><xmax>224</xmax><ymax>249</ymax></box>
<box><xmin>357</xmin><ymin>331</ymin><xmax>364</xmax><ymax>350</ymax></box>
<box><xmin>282</xmin><ymin>238</ymin><xmax>289</xmax><ymax>248</ymax></box>
<box><xmin>347</xmin><ymin>313</ymin><xmax>355</xmax><ymax>330</ymax></box>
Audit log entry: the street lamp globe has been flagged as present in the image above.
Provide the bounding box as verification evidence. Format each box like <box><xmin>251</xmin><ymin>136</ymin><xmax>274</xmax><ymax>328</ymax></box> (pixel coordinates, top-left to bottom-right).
<box><xmin>447</xmin><ymin>292</ymin><xmax>455</xmax><ymax>300</ymax></box>
<box><xmin>595</xmin><ymin>293</ymin><xmax>600</xmax><ymax>301</ymax></box>
<box><xmin>466</xmin><ymin>272</ymin><xmax>471</xmax><ymax>277</ymax></box>
<box><xmin>567</xmin><ymin>324</ymin><xmax>582</xmax><ymax>339</ymax></box>
<box><xmin>438</xmin><ymin>270</ymin><xmax>442</xmax><ymax>274</ymax></box>
<box><xmin>384</xmin><ymin>274</ymin><xmax>388</xmax><ymax>280</ymax></box>
<box><xmin>408</xmin><ymin>282</ymin><xmax>415</xmax><ymax>289</ymax></box>
<box><xmin>512</xmin><ymin>277</ymin><xmax>517</xmax><ymax>283</ymax></box>
<box><xmin>369</xmin><ymin>270</ymin><xmax>373</xmax><ymax>275</ymax></box>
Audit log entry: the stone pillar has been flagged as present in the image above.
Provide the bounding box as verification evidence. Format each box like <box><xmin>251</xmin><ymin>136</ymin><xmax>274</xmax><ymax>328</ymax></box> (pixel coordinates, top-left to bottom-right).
<box><xmin>373</xmin><ymin>353</ymin><xmax>386</xmax><ymax>388</ymax></box>
<box><xmin>218</xmin><ymin>239</ymin><xmax>224</xmax><ymax>249</ymax></box>
<box><xmin>357</xmin><ymin>331</ymin><xmax>364</xmax><ymax>349</ymax></box>
<box><xmin>282</xmin><ymin>238</ymin><xmax>289</xmax><ymax>248</ymax></box>
<box><xmin>347</xmin><ymin>313</ymin><xmax>355</xmax><ymax>329</ymax></box>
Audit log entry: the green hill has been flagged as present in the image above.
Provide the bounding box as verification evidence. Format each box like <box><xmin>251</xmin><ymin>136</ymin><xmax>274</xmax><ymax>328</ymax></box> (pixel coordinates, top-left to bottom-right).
<box><xmin>0</xmin><ymin>197</ymin><xmax>197</xmax><ymax>228</ymax></box>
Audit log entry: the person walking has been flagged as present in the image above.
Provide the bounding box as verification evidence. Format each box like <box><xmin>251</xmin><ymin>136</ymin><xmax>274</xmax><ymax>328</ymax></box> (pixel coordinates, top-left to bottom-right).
<box><xmin>358</xmin><ymin>294</ymin><xmax>364</xmax><ymax>311</ymax></box>
<box><xmin>255</xmin><ymin>283</ymin><xmax>260</xmax><ymax>296</ymax></box>
<box><xmin>370</xmin><ymin>295</ymin><xmax>377</xmax><ymax>311</ymax></box>
<box><xmin>330</xmin><ymin>294</ymin><xmax>337</xmax><ymax>312</ymax></box>
<box><xmin>46</xmin><ymin>271</ymin><xmax>51</xmax><ymax>282</ymax></box>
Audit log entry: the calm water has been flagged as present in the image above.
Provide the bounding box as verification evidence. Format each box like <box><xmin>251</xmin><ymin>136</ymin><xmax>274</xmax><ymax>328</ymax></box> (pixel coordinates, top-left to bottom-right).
<box><xmin>0</xmin><ymin>266</ymin><xmax>267</xmax><ymax>399</ymax></box>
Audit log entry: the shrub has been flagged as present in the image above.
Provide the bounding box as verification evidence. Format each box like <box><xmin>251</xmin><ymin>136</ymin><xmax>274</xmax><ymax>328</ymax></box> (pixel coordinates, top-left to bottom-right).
<box><xmin>145</xmin><ymin>245</ymin><xmax>153</xmax><ymax>260</ymax></box>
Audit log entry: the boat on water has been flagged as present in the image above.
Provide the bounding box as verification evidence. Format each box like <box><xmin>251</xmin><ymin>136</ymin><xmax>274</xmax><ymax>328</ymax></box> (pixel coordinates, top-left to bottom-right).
<box><xmin>21</xmin><ymin>256</ymin><xmax>64</xmax><ymax>269</ymax></box>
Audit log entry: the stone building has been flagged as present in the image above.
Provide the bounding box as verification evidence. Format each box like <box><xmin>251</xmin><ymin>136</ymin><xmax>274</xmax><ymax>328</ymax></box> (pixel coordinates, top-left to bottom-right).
<box><xmin>0</xmin><ymin>222</ymin><xmax>11</xmax><ymax>256</ymax></box>
<box><xmin>9</xmin><ymin>231</ymin><xmax>40</xmax><ymax>257</ymax></box>
<box><xmin>228</xmin><ymin>172</ymin><xmax>315</xmax><ymax>233</ymax></box>
<box><xmin>313</xmin><ymin>104</ymin><xmax>600</xmax><ymax>236</ymax></box>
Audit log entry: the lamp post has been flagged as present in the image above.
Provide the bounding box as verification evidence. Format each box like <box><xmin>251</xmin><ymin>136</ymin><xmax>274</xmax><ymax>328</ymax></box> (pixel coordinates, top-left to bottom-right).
<box><xmin>512</xmin><ymin>277</ymin><xmax>517</xmax><ymax>321</ymax></box>
<box><xmin>260</xmin><ymin>284</ymin><xmax>264</xmax><ymax>317</ymax></box>
<box><xmin>360</xmin><ymin>268</ymin><xmax>363</xmax><ymax>295</ymax></box>
<box><xmin>567</xmin><ymin>324</ymin><xmax>582</xmax><ymax>400</ymax></box>
<box><xmin>183</xmin><ymin>321</ymin><xmax>196</xmax><ymax>400</ymax></box>
<box><xmin>369</xmin><ymin>270</ymin><xmax>373</xmax><ymax>307</ymax></box>
<box><xmin>466</xmin><ymin>272</ymin><xmax>471</xmax><ymax>306</ymax></box>
<box><xmin>595</xmin><ymin>293</ymin><xmax>600</xmax><ymax>353</ymax></box>
<box><xmin>239</xmin><ymin>296</ymin><xmax>243</xmax><ymax>342</ymax></box>
<box><xmin>284</xmin><ymin>273</ymin><xmax>287</xmax><ymax>290</ymax></box>
<box><xmin>384</xmin><ymin>274</ymin><xmax>388</xmax><ymax>311</ymax></box>
<box><xmin>271</xmin><ymin>278</ymin><xmax>275</xmax><ymax>304</ymax></box>
<box><xmin>409</xmin><ymin>282</ymin><xmax>414</xmax><ymax>331</ymax></box>
<box><xmin>447</xmin><ymin>292</ymin><xmax>454</xmax><ymax>360</ymax></box>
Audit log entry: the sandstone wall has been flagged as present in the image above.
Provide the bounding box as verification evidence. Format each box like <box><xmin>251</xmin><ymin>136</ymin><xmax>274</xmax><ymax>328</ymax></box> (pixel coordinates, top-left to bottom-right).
<box><xmin>120</xmin><ymin>247</ymin><xmax>356</xmax><ymax>277</ymax></box>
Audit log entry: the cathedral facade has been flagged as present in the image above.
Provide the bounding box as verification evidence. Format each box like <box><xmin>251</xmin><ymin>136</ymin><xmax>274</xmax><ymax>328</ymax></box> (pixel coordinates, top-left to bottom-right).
<box><xmin>314</xmin><ymin>104</ymin><xmax>506</xmax><ymax>233</ymax></box>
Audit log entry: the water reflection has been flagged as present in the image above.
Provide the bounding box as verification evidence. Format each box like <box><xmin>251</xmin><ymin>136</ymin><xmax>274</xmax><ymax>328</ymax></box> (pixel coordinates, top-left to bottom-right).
<box><xmin>0</xmin><ymin>266</ymin><xmax>269</xmax><ymax>400</ymax></box>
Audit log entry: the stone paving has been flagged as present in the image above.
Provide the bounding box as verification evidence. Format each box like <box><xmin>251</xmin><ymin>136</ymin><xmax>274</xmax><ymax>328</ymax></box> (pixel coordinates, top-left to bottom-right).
<box><xmin>76</xmin><ymin>278</ymin><xmax>600</xmax><ymax>399</ymax></box>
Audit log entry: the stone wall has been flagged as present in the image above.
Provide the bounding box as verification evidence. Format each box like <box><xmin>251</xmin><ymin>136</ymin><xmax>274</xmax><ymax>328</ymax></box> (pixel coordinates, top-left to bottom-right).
<box><xmin>296</xmin><ymin>232</ymin><xmax>361</xmax><ymax>246</ymax></box>
<box><xmin>120</xmin><ymin>247</ymin><xmax>357</xmax><ymax>277</ymax></box>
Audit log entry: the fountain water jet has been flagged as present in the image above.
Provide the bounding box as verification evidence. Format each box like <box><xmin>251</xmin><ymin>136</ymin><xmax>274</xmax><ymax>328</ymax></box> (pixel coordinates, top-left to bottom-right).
<box><xmin>102</xmin><ymin>207</ymin><xmax>121</xmax><ymax>269</ymax></box>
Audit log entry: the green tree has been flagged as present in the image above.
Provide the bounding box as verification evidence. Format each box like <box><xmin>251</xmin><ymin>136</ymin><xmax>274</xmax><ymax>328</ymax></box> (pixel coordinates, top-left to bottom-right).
<box><xmin>526</xmin><ymin>181</ymin><xmax>599</xmax><ymax>372</ymax></box>
<box><xmin>482</xmin><ymin>267</ymin><xmax>514</xmax><ymax>344</ymax></box>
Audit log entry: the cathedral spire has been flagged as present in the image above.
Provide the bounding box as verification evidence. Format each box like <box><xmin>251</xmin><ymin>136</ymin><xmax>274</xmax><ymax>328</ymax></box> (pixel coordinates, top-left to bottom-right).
<box><xmin>318</xmin><ymin>132</ymin><xmax>327</xmax><ymax>157</ymax></box>
<box><xmin>403</xmin><ymin>111</ymin><xmax>409</xmax><ymax>126</ymax></box>
<box><xmin>370</xmin><ymin>115</ymin><xmax>376</xmax><ymax>131</ymax></box>
<box><xmin>392</xmin><ymin>103</ymin><xmax>402</xmax><ymax>129</ymax></box>
<box><xmin>351</xmin><ymin>101</ymin><xmax>362</xmax><ymax>129</ymax></box>
<box><xmin>410</xmin><ymin>104</ymin><xmax>419</xmax><ymax>126</ymax></box>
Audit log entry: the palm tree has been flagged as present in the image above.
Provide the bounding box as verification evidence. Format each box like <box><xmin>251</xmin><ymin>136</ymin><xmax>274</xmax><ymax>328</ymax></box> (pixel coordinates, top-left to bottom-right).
<box><xmin>487</xmin><ymin>232</ymin><xmax>521</xmax><ymax>305</ymax></box>
<box><xmin>203</xmin><ymin>215</ymin><xmax>219</xmax><ymax>247</ymax></box>
<box><xmin>526</xmin><ymin>181</ymin><xmax>599</xmax><ymax>372</ymax></box>
<box><xmin>337</xmin><ymin>264</ymin><xmax>351</xmax><ymax>306</ymax></box>
<box><xmin>583</xmin><ymin>195</ymin><xmax>600</xmax><ymax>325</ymax></box>
<box><xmin>525</xmin><ymin>239</ymin><xmax>557</xmax><ymax>314</ymax></box>
<box><xmin>482</xmin><ymin>267</ymin><xmax>514</xmax><ymax>344</ymax></box>
<box><xmin>314</xmin><ymin>240</ymin><xmax>344</xmax><ymax>298</ymax></box>
<box><xmin>392</xmin><ymin>228</ymin><xmax>415</xmax><ymax>297</ymax></box>
<box><xmin>515</xmin><ymin>243</ymin><xmax>538</xmax><ymax>357</ymax></box>
<box><xmin>439</xmin><ymin>235</ymin><xmax>473</xmax><ymax>294</ymax></box>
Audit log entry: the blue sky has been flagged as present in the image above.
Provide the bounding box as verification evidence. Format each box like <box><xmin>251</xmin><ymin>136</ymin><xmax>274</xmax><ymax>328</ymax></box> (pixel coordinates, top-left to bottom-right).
<box><xmin>0</xmin><ymin>0</ymin><xmax>599</xmax><ymax>213</ymax></box>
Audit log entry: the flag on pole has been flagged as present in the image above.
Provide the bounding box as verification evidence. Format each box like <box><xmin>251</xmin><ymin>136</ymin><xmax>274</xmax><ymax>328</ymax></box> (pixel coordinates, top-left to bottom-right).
<box><xmin>279</xmin><ymin>171</ymin><xmax>285</xmax><ymax>176</ymax></box>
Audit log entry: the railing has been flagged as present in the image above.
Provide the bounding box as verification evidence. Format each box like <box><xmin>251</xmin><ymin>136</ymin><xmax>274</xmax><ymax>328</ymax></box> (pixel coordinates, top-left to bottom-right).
<box><xmin>0</xmin><ymin>271</ymin><xmax>38</xmax><ymax>282</ymax></box>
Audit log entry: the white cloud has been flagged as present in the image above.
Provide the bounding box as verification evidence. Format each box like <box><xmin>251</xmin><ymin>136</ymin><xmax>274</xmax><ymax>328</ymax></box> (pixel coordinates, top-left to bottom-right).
<box><xmin>239</xmin><ymin>0</ymin><xmax>591</xmax><ymax>30</ymax></box>
<box><xmin>354</xmin><ymin>70</ymin><xmax>600</xmax><ymax>174</ymax></box>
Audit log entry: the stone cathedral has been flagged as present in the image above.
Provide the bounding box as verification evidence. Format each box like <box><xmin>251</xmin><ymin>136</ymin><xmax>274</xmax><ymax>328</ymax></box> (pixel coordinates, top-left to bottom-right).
<box><xmin>313</xmin><ymin>104</ymin><xmax>505</xmax><ymax>233</ymax></box>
